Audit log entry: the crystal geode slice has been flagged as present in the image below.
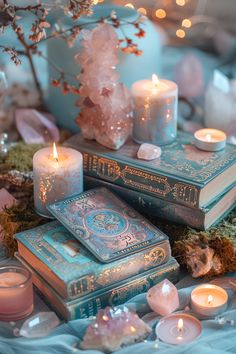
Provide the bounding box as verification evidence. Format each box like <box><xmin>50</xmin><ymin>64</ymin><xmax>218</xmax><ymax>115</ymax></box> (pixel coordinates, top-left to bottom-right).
<box><xmin>80</xmin><ymin>306</ymin><xmax>151</xmax><ymax>352</ymax></box>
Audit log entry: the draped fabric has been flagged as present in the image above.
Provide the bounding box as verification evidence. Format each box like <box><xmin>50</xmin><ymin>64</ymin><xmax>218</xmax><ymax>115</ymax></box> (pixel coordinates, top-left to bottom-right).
<box><xmin>0</xmin><ymin>275</ymin><xmax>236</xmax><ymax>354</ymax></box>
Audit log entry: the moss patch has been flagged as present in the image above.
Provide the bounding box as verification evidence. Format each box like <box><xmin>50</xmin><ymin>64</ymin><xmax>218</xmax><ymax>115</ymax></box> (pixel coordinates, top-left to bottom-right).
<box><xmin>1</xmin><ymin>197</ymin><xmax>46</xmax><ymax>257</ymax></box>
<box><xmin>0</xmin><ymin>143</ymin><xmax>43</xmax><ymax>173</ymax></box>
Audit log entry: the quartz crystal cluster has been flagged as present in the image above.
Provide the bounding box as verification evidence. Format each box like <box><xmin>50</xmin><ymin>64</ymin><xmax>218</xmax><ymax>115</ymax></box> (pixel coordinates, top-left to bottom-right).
<box><xmin>80</xmin><ymin>306</ymin><xmax>151</xmax><ymax>352</ymax></box>
<box><xmin>76</xmin><ymin>24</ymin><xmax>133</xmax><ymax>150</ymax></box>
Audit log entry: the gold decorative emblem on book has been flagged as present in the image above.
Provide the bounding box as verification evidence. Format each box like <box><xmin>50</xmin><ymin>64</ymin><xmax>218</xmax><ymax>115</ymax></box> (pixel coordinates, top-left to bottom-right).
<box><xmin>95</xmin><ymin>158</ymin><xmax>121</xmax><ymax>182</ymax></box>
<box><xmin>173</xmin><ymin>183</ymin><xmax>198</xmax><ymax>207</ymax></box>
<box><xmin>144</xmin><ymin>247</ymin><xmax>166</xmax><ymax>266</ymax></box>
<box><xmin>121</xmin><ymin>166</ymin><xmax>171</xmax><ymax>196</ymax></box>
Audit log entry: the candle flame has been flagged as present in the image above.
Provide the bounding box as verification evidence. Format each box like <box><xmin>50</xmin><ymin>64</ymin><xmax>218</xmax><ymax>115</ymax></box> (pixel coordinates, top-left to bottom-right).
<box><xmin>205</xmin><ymin>133</ymin><xmax>212</xmax><ymax>142</ymax></box>
<box><xmin>152</xmin><ymin>74</ymin><xmax>159</xmax><ymax>87</ymax></box>
<box><xmin>177</xmin><ymin>318</ymin><xmax>184</xmax><ymax>334</ymax></box>
<box><xmin>53</xmin><ymin>142</ymin><xmax>59</xmax><ymax>162</ymax></box>
<box><xmin>208</xmin><ymin>295</ymin><xmax>213</xmax><ymax>305</ymax></box>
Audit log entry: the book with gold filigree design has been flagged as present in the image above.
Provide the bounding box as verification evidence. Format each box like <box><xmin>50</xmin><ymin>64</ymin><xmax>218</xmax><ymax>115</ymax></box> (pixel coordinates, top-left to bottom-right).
<box><xmin>66</xmin><ymin>132</ymin><xmax>236</xmax><ymax>209</ymax></box>
<box><xmin>15</xmin><ymin>221</ymin><xmax>171</xmax><ymax>300</ymax></box>
<box><xmin>84</xmin><ymin>176</ymin><xmax>236</xmax><ymax>230</ymax></box>
<box><xmin>15</xmin><ymin>253</ymin><xmax>179</xmax><ymax>321</ymax></box>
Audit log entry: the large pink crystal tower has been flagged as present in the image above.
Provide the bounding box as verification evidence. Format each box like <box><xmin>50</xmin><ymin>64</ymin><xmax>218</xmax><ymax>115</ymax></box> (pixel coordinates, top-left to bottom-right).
<box><xmin>75</xmin><ymin>24</ymin><xmax>133</xmax><ymax>150</ymax></box>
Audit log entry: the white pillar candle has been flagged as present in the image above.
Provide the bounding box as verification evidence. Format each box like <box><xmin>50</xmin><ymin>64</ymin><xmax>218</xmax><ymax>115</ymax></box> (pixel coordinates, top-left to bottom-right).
<box><xmin>132</xmin><ymin>75</ymin><xmax>178</xmax><ymax>145</ymax></box>
<box><xmin>191</xmin><ymin>284</ymin><xmax>228</xmax><ymax>317</ymax></box>
<box><xmin>33</xmin><ymin>144</ymin><xmax>83</xmax><ymax>217</ymax></box>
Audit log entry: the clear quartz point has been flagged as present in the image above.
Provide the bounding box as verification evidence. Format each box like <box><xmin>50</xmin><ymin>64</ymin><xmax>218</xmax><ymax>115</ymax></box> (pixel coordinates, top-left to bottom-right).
<box><xmin>19</xmin><ymin>312</ymin><xmax>60</xmax><ymax>338</ymax></box>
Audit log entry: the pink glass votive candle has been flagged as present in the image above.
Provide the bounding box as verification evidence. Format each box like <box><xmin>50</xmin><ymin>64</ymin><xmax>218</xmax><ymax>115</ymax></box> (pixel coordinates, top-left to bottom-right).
<box><xmin>0</xmin><ymin>266</ymin><xmax>34</xmax><ymax>321</ymax></box>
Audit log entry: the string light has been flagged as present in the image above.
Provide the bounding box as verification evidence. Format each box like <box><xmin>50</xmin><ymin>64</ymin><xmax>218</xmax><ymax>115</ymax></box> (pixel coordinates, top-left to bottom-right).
<box><xmin>182</xmin><ymin>18</ymin><xmax>192</xmax><ymax>28</ymax></box>
<box><xmin>176</xmin><ymin>29</ymin><xmax>186</xmax><ymax>38</ymax></box>
<box><xmin>155</xmin><ymin>9</ymin><xmax>167</xmax><ymax>19</ymax></box>
<box><xmin>125</xmin><ymin>3</ymin><xmax>135</xmax><ymax>9</ymax></box>
<box><xmin>176</xmin><ymin>0</ymin><xmax>186</xmax><ymax>6</ymax></box>
<box><xmin>138</xmin><ymin>7</ymin><xmax>147</xmax><ymax>15</ymax></box>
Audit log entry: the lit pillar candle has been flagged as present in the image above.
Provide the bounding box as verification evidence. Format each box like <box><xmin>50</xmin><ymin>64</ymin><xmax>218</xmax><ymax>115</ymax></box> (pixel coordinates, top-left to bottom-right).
<box><xmin>132</xmin><ymin>74</ymin><xmax>178</xmax><ymax>145</ymax></box>
<box><xmin>191</xmin><ymin>284</ymin><xmax>228</xmax><ymax>317</ymax></box>
<box><xmin>33</xmin><ymin>143</ymin><xmax>83</xmax><ymax>217</ymax></box>
<box><xmin>194</xmin><ymin>128</ymin><xmax>226</xmax><ymax>152</ymax></box>
<box><xmin>0</xmin><ymin>266</ymin><xmax>33</xmax><ymax>321</ymax></box>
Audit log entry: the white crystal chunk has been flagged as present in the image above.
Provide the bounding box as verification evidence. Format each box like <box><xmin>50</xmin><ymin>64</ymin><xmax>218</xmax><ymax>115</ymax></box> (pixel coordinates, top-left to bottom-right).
<box><xmin>19</xmin><ymin>312</ymin><xmax>60</xmax><ymax>338</ymax></box>
<box><xmin>137</xmin><ymin>143</ymin><xmax>162</xmax><ymax>160</ymax></box>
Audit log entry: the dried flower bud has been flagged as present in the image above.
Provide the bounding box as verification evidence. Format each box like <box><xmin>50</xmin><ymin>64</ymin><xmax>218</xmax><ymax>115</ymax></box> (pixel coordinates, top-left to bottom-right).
<box><xmin>51</xmin><ymin>79</ymin><xmax>60</xmax><ymax>87</ymax></box>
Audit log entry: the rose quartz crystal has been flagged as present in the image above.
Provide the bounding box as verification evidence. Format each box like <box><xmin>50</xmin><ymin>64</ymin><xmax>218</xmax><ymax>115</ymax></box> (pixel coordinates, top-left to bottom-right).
<box><xmin>15</xmin><ymin>109</ymin><xmax>60</xmax><ymax>144</ymax></box>
<box><xmin>175</xmin><ymin>53</ymin><xmax>204</xmax><ymax>98</ymax></box>
<box><xmin>147</xmin><ymin>279</ymin><xmax>179</xmax><ymax>316</ymax></box>
<box><xmin>137</xmin><ymin>143</ymin><xmax>161</xmax><ymax>160</ymax></box>
<box><xmin>80</xmin><ymin>306</ymin><xmax>151</xmax><ymax>352</ymax></box>
<box><xmin>75</xmin><ymin>24</ymin><xmax>133</xmax><ymax>150</ymax></box>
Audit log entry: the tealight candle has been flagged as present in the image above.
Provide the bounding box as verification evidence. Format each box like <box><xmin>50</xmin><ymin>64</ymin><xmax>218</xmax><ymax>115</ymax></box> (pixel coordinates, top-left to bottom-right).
<box><xmin>194</xmin><ymin>128</ymin><xmax>226</xmax><ymax>152</ymax></box>
<box><xmin>191</xmin><ymin>284</ymin><xmax>228</xmax><ymax>317</ymax></box>
<box><xmin>132</xmin><ymin>74</ymin><xmax>178</xmax><ymax>145</ymax></box>
<box><xmin>33</xmin><ymin>143</ymin><xmax>83</xmax><ymax>217</ymax></box>
<box><xmin>156</xmin><ymin>313</ymin><xmax>202</xmax><ymax>345</ymax></box>
<box><xmin>0</xmin><ymin>266</ymin><xmax>33</xmax><ymax>321</ymax></box>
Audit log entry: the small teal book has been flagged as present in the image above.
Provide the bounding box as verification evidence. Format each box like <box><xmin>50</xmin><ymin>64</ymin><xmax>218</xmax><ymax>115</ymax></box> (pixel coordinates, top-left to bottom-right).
<box><xmin>15</xmin><ymin>254</ymin><xmax>179</xmax><ymax>321</ymax></box>
<box><xmin>84</xmin><ymin>176</ymin><xmax>236</xmax><ymax>230</ymax></box>
<box><xmin>15</xmin><ymin>221</ymin><xmax>171</xmax><ymax>300</ymax></box>
<box><xmin>65</xmin><ymin>132</ymin><xmax>236</xmax><ymax>209</ymax></box>
<box><xmin>47</xmin><ymin>188</ymin><xmax>169</xmax><ymax>263</ymax></box>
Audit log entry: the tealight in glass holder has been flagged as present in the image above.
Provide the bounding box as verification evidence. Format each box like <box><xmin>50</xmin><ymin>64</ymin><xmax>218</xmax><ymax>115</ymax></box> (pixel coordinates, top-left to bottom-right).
<box><xmin>0</xmin><ymin>266</ymin><xmax>34</xmax><ymax>321</ymax></box>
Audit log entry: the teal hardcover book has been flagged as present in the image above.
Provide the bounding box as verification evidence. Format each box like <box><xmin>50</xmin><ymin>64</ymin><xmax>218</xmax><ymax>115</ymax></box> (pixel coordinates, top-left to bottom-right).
<box><xmin>15</xmin><ymin>221</ymin><xmax>171</xmax><ymax>300</ymax></box>
<box><xmin>84</xmin><ymin>176</ymin><xmax>236</xmax><ymax>230</ymax></box>
<box><xmin>16</xmin><ymin>254</ymin><xmax>179</xmax><ymax>321</ymax></box>
<box><xmin>66</xmin><ymin>132</ymin><xmax>236</xmax><ymax>209</ymax></box>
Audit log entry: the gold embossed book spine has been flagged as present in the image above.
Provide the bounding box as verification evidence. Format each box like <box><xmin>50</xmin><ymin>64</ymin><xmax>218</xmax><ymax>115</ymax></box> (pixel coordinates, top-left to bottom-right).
<box><xmin>16</xmin><ymin>254</ymin><xmax>179</xmax><ymax>321</ymax></box>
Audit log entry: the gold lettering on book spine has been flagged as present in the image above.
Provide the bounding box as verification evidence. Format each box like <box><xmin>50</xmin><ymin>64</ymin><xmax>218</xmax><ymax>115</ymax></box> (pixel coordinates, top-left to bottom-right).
<box><xmin>121</xmin><ymin>166</ymin><xmax>171</xmax><ymax>196</ymax></box>
<box><xmin>88</xmin><ymin>156</ymin><xmax>199</xmax><ymax>206</ymax></box>
<box><xmin>95</xmin><ymin>157</ymin><xmax>120</xmax><ymax>182</ymax></box>
<box><xmin>173</xmin><ymin>183</ymin><xmax>199</xmax><ymax>207</ymax></box>
<box><xmin>109</xmin><ymin>279</ymin><xmax>149</xmax><ymax>305</ymax></box>
<box><xmin>96</xmin><ymin>245</ymin><xmax>167</xmax><ymax>287</ymax></box>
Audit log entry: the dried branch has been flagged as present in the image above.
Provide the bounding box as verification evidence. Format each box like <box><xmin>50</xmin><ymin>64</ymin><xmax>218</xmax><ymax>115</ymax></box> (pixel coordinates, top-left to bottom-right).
<box><xmin>0</xmin><ymin>0</ymin><xmax>145</xmax><ymax>105</ymax></box>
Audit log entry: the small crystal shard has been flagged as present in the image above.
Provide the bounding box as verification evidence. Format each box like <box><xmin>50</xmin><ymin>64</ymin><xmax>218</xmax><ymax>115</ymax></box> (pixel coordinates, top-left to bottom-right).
<box><xmin>137</xmin><ymin>143</ymin><xmax>161</xmax><ymax>160</ymax></box>
<box><xmin>80</xmin><ymin>306</ymin><xmax>151</xmax><ymax>352</ymax></box>
<box><xmin>19</xmin><ymin>312</ymin><xmax>60</xmax><ymax>338</ymax></box>
<box><xmin>147</xmin><ymin>279</ymin><xmax>179</xmax><ymax>316</ymax></box>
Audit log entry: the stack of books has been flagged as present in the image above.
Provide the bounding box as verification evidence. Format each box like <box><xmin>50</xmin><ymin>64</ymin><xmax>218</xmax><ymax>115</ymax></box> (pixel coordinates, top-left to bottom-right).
<box><xmin>15</xmin><ymin>188</ymin><xmax>179</xmax><ymax>321</ymax></box>
<box><xmin>66</xmin><ymin>132</ymin><xmax>236</xmax><ymax>230</ymax></box>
